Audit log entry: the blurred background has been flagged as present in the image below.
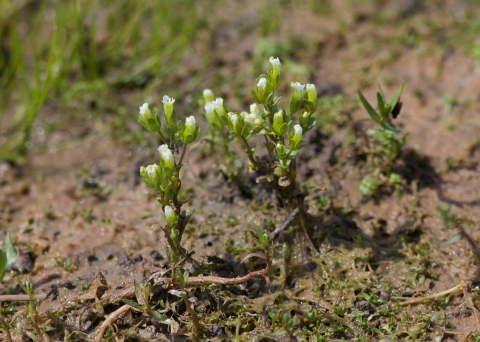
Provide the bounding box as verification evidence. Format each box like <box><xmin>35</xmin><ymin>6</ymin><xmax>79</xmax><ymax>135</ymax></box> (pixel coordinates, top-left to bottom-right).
<box><xmin>1</xmin><ymin>0</ymin><xmax>480</xmax><ymax>163</ymax></box>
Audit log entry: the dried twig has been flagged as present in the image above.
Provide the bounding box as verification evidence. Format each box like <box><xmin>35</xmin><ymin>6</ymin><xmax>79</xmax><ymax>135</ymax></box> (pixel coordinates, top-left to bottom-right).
<box><xmin>400</xmin><ymin>280</ymin><xmax>469</xmax><ymax>306</ymax></box>
<box><xmin>104</xmin><ymin>257</ymin><xmax>271</xmax><ymax>305</ymax></box>
<box><xmin>94</xmin><ymin>304</ymin><xmax>132</xmax><ymax>342</ymax></box>
<box><xmin>0</xmin><ymin>294</ymin><xmax>47</xmax><ymax>302</ymax></box>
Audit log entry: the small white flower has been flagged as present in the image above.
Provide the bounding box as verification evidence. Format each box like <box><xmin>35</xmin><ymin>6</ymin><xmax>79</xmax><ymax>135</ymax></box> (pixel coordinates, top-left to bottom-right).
<box><xmin>291</xmin><ymin>82</ymin><xmax>305</xmax><ymax>91</ymax></box>
<box><xmin>250</xmin><ymin>103</ymin><xmax>260</xmax><ymax>115</ymax></box>
<box><xmin>186</xmin><ymin>116</ymin><xmax>196</xmax><ymax>126</ymax></box>
<box><xmin>294</xmin><ymin>124</ymin><xmax>303</xmax><ymax>136</ymax></box>
<box><xmin>257</xmin><ymin>78</ymin><xmax>267</xmax><ymax>89</ymax></box>
<box><xmin>213</xmin><ymin>98</ymin><xmax>224</xmax><ymax>109</ymax></box>
<box><xmin>269</xmin><ymin>56</ymin><xmax>281</xmax><ymax>67</ymax></box>
<box><xmin>161</xmin><ymin>148</ymin><xmax>174</xmax><ymax>162</ymax></box>
<box><xmin>139</xmin><ymin>103</ymin><xmax>149</xmax><ymax>116</ymax></box>
<box><xmin>165</xmin><ymin>205</ymin><xmax>174</xmax><ymax>216</ymax></box>
<box><xmin>185</xmin><ymin>116</ymin><xmax>196</xmax><ymax>127</ymax></box>
<box><xmin>204</xmin><ymin>102</ymin><xmax>215</xmax><ymax>114</ymax></box>
<box><xmin>146</xmin><ymin>164</ymin><xmax>157</xmax><ymax>176</ymax></box>
<box><xmin>306</xmin><ymin>84</ymin><xmax>316</xmax><ymax>91</ymax></box>
<box><xmin>164</xmin><ymin>205</ymin><xmax>178</xmax><ymax>227</ymax></box>
<box><xmin>228</xmin><ymin>112</ymin><xmax>238</xmax><ymax>126</ymax></box>
<box><xmin>274</xmin><ymin>110</ymin><xmax>283</xmax><ymax>120</ymax></box>
<box><xmin>162</xmin><ymin>95</ymin><xmax>175</xmax><ymax>104</ymax></box>
<box><xmin>243</xmin><ymin>113</ymin><xmax>259</xmax><ymax>125</ymax></box>
<box><xmin>203</xmin><ymin>89</ymin><xmax>213</xmax><ymax>97</ymax></box>
<box><xmin>157</xmin><ymin>144</ymin><xmax>169</xmax><ymax>156</ymax></box>
<box><xmin>158</xmin><ymin>144</ymin><xmax>175</xmax><ymax>174</ymax></box>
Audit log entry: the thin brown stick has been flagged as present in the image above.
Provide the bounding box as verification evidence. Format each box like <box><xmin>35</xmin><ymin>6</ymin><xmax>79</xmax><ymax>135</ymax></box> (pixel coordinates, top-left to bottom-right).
<box><xmin>0</xmin><ymin>294</ymin><xmax>47</xmax><ymax>302</ymax></box>
<box><xmin>148</xmin><ymin>263</ymin><xmax>270</xmax><ymax>288</ymax></box>
<box><xmin>105</xmin><ymin>262</ymin><xmax>271</xmax><ymax>305</ymax></box>
<box><xmin>400</xmin><ymin>280</ymin><xmax>469</xmax><ymax>306</ymax></box>
<box><xmin>94</xmin><ymin>304</ymin><xmax>131</xmax><ymax>342</ymax></box>
<box><xmin>178</xmin><ymin>142</ymin><xmax>187</xmax><ymax>165</ymax></box>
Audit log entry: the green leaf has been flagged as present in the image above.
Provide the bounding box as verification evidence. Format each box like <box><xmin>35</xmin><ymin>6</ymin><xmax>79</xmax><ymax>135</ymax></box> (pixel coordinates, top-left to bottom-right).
<box><xmin>149</xmin><ymin>311</ymin><xmax>174</xmax><ymax>323</ymax></box>
<box><xmin>387</xmin><ymin>82</ymin><xmax>405</xmax><ymax>114</ymax></box>
<box><xmin>5</xmin><ymin>232</ymin><xmax>17</xmax><ymax>269</ymax></box>
<box><xmin>272</xmin><ymin>94</ymin><xmax>283</xmax><ymax>105</ymax></box>
<box><xmin>122</xmin><ymin>299</ymin><xmax>145</xmax><ymax>310</ymax></box>
<box><xmin>168</xmin><ymin>289</ymin><xmax>186</xmax><ymax>297</ymax></box>
<box><xmin>0</xmin><ymin>249</ymin><xmax>7</xmax><ymax>282</ymax></box>
<box><xmin>150</xmin><ymin>312</ymin><xmax>176</xmax><ymax>324</ymax></box>
<box><xmin>380</xmin><ymin>123</ymin><xmax>401</xmax><ymax>134</ymax></box>
<box><xmin>134</xmin><ymin>280</ymin><xmax>144</xmax><ymax>304</ymax></box>
<box><xmin>358</xmin><ymin>90</ymin><xmax>381</xmax><ymax>123</ymax></box>
<box><xmin>182</xmin><ymin>270</ymin><xmax>189</xmax><ymax>287</ymax></box>
<box><xmin>376</xmin><ymin>92</ymin><xmax>386</xmax><ymax>117</ymax></box>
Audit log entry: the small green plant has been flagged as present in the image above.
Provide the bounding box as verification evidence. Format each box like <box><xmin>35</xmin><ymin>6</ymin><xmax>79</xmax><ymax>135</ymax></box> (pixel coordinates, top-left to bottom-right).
<box><xmin>0</xmin><ymin>233</ymin><xmax>17</xmax><ymax>283</ymax></box>
<box><xmin>358</xmin><ymin>83</ymin><xmax>407</xmax><ymax>198</ymax></box>
<box><xmin>201</xmin><ymin>89</ymin><xmax>241</xmax><ymax>179</ymax></box>
<box><xmin>204</xmin><ymin>57</ymin><xmax>316</xmax><ymax>214</ymax></box>
<box><xmin>138</xmin><ymin>98</ymin><xmax>200</xmax><ymax>264</ymax></box>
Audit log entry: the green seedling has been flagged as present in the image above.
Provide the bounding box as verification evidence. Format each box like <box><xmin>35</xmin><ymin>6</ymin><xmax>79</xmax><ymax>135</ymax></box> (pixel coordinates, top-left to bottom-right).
<box><xmin>358</xmin><ymin>83</ymin><xmax>404</xmax><ymax>134</ymax></box>
<box><xmin>138</xmin><ymin>98</ymin><xmax>200</xmax><ymax>263</ymax></box>
<box><xmin>204</xmin><ymin>57</ymin><xmax>316</xmax><ymax>213</ymax></box>
<box><xmin>0</xmin><ymin>233</ymin><xmax>17</xmax><ymax>283</ymax></box>
<box><xmin>358</xmin><ymin>83</ymin><xmax>407</xmax><ymax>198</ymax></box>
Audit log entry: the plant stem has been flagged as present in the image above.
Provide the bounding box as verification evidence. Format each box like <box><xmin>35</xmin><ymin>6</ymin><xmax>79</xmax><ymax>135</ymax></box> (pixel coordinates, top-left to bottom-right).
<box><xmin>240</xmin><ymin>136</ymin><xmax>259</xmax><ymax>169</ymax></box>
<box><xmin>157</xmin><ymin>130</ymin><xmax>168</xmax><ymax>145</ymax></box>
<box><xmin>0</xmin><ymin>314</ymin><xmax>12</xmax><ymax>342</ymax></box>
<box><xmin>178</xmin><ymin>280</ymin><xmax>202</xmax><ymax>339</ymax></box>
<box><xmin>178</xmin><ymin>142</ymin><xmax>187</xmax><ymax>165</ymax></box>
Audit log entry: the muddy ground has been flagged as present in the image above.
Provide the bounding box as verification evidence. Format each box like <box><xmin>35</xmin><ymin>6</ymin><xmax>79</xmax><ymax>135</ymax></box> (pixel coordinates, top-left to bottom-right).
<box><xmin>1</xmin><ymin>0</ymin><xmax>480</xmax><ymax>341</ymax></box>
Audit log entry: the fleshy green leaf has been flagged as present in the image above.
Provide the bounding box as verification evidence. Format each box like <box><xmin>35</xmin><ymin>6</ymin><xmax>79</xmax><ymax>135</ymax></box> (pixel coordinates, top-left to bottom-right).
<box><xmin>387</xmin><ymin>82</ymin><xmax>405</xmax><ymax>114</ymax></box>
<box><xmin>376</xmin><ymin>92</ymin><xmax>386</xmax><ymax>117</ymax></box>
<box><xmin>5</xmin><ymin>233</ymin><xmax>17</xmax><ymax>269</ymax></box>
<box><xmin>122</xmin><ymin>299</ymin><xmax>145</xmax><ymax>310</ymax></box>
<box><xmin>0</xmin><ymin>249</ymin><xmax>7</xmax><ymax>282</ymax></box>
<box><xmin>358</xmin><ymin>90</ymin><xmax>381</xmax><ymax>123</ymax></box>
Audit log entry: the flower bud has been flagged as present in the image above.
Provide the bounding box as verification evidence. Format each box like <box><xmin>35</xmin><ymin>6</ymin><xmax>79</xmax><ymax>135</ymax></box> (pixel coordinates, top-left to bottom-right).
<box><xmin>242</xmin><ymin>113</ymin><xmax>262</xmax><ymax>127</ymax></box>
<box><xmin>162</xmin><ymin>95</ymin><xmax>176</xmax><ymax>128</ymax></box>
<box><xmin>305</xmin><ymin>83</ymin><xmax>317</xmax><ymax>113</ymax></box>
<box><xmin>289</xmin><ymin>82</ymin><xmax>305</xmax><ymax>115</ymax></box>
<box><xmin>289</xmin><ymin>124</ymin><xmax>303</xmax><ymax>150</ymax></box>
<box><xmin>138</xmin><ymin>103</ymin><xmax>161</xmax><ymax>132</ymax></box>
<box><xmin>158</xmin><ymin>144</ymin><xmax>175</xmax><ymax>176</ymax></box>
<box><xmin>140</xmin><ymin>164</ymin><xmax>161</xmax><ymax>189</ymax></box>
<box><xmin>250</xmin><ymin>103</ymin><xmax>260</xmax><ymax>116</ymax></box>
<box><xmin>211</xmin><ymin>98</ymin><xmax>227</xmax><ymax>119</ymax></box>
<box><xmin>257</xmin><ymin>77</ymin><xmax>267</xmax><ymax>89</ymax></box>
<box><xmin>227</xmin><ymin>112</ymin><xmax>244</xmax><ymax>137</ymax></box>
<box><xmin>203</xmin><ymin>89</ymin><xmax>214</xmax><ymax>103</ymax></box>
<box><xmin>272</xmin><ymin>110</ymin><xmax>287</xmax><ymax>136</ymax></box>
<box><xmin>275</xmin><ymin>141</ymin><xmax>287</xmax><ymax>155</ymax></box>
<box><xmin>164</xmin><ymin>206</ymin><xmax>179</xmax><ymax>228</ymax></box>
<box><xmin>269</xmin><ymin>56</ymin><xmax>281</xmax><ymax>89</ymax></box>
<box><xmin>183</xmin><ymin>116</ymin><xmax>200</xmax><ymax>144</ymax></box>
<box><xmin>253</xmin><ymin>77</ymin><xmax>270</xmax><ymax>104</ymax></box>
<box><xmin>204</xmin><ymin>102</ymin><xmax>222</xmax><ymax>130</ymax></box>
<box><xmin>299</xmin><ymin>110</ymin><xmax>316</xmax><ymax>132</ymax></box>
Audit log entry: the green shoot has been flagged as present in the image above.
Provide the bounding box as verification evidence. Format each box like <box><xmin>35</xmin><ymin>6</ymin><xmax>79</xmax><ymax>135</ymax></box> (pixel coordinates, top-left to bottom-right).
<box><xmin>0</xmin><ymin>233</ymin><xmax>17</xmax><ymax>282</ymax></box>
<box><xmin>137</xmin><ymin>98</ymin><xmax>200</xmax><ymax>263</ymax></box>
<box><xmin>358</xmin><ymin>83</ymin><xmax>407</xmax><ymax>198</ymax></box>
